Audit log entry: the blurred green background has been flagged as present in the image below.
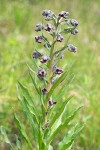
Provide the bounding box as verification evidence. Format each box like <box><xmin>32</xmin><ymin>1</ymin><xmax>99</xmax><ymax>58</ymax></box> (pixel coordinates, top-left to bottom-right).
<box><xmin>0</xmin><ymin>0</ymin><xmax>100</xmax><ymax>149</ymax></box>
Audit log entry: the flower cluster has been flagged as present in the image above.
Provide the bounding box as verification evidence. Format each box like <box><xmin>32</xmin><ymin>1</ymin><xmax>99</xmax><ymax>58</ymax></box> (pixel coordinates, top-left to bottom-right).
<box><xmin>33</xmin><ymin>9</ymin><xmax>79</xmax><ymax>118</ymax></box>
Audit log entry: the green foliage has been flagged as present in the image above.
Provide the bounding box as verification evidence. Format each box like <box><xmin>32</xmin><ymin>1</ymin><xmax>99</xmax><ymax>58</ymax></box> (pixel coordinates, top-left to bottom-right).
<box><xmin>0</xmin><ymin>0</ymin><xmax>99</xmax><ymax>150</ymax></box>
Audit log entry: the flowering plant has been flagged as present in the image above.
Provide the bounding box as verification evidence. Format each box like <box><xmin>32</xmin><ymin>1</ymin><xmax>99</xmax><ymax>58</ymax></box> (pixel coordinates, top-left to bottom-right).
<box><xmin>1</xmin><ymin>10</ymin><xmax>84</xmax><ymax>150</ymax></box>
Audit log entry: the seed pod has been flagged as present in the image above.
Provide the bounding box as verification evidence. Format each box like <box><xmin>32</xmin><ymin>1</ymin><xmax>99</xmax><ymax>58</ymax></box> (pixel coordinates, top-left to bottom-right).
<box><xmin>35</xmin><ymin>36</ymin><xmax>42</xmax><ymax>43</ymax></box>
<box><xmin>38</xmin><ymin>68</ymin><xmax>46</xmax><ymax>78</ymax></box>
<box><xmin>70</xmin><ymin>19</ymin><xmax>79</xmax><ymax>27</ymax></box>
<box><xmin>68</xmin><ymin>44</ymin><xmax>77</xmax><ymax>52</ymax></box>
<box><xmin>59</xmin><ymin>11</ymin><xmax>69</xmax><ymax>18</ymax></box>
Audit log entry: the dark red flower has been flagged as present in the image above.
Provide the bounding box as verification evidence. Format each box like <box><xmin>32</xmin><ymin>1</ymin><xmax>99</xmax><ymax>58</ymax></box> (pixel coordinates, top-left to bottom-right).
<box><xmin>38</xmin><ymin>68</ymin><xmax>46</xmax><ymax>78</ymax></box>
<box><xmin>55</xmin><ymin>68</ymin><xmax>63</xmax><ymax>75</ymax></box>
<box><xmin>40</xmin><ymin>56</ymin><xmax>49</xmax><ymax>63</ymax></box>
<box><xmin>57</xmin><ymin>34</ymin><xmax>64</xmax><ymax>42</ymax></box>
<box><xmin>59</xmin><ymin>11</ymin><xmax>69</xmax><ymax>18</ymax></box>
<box><xmin>35</xmin><ymin>36</ymin><xmax>42</xmax><ymax>43</ymax></box>
<box><xmin>42</xmin><ymin>88</ymin><xmax>48</xmax><ymax>95</ymax></box>
<box><xmin>45</xmin><ymin>24</ymin><xmax>52</xmax><ymax>32</ymax></box>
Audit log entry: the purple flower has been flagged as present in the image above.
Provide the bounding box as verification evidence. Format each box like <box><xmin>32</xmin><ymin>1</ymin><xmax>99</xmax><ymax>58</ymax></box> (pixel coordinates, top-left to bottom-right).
<box><xmin>42</xmin><ymin>10</ymin><xmax>54</xmax><ymax>17</ymax></box>
<box><xmin>70</xmin><ymin>19</ymin><xmax>79</xmax><ymax>27</ymax></box>
<box><xmin>32</xmin><ymin>50</ymin><xmax>42</xmax><ymax>59</ymax></box>
<box><xmin>42</xmin><ymin>88</ymin><xmax>48</xmax><ymax>95</ymax></box>
<box><xmin>38</xmin><ymin>68</ymin><xmax>46</xmax><ymax>78</ymax></box>
<box><xmin>40</xmin><ymin>56</ymin><xmax>49</xmax><ymax>63</ymax></box>
<box><xmin>42</xmin><ymin>10</ymin><xmax>54</xmax><ymax>21</ymax></box>
<box><xmin>49</xmin><ymin>99</ymin><xmax>57</xmax><ymax>106</ymax></box>
<box><xmin>35</xmin><ymin>36</ymin><xmax>42</xmax><ymax>43</ymax></box>
<box><xmin>59</xmin><ymin>11</ymin><xmax>69</xmax><ymax>18</ymax></box>
<box><xmin>57</xmin><ymin>34</ymin><xmax>64</xmax><ymax>42</ymax></box>
<box><xmin>71</xmin><ymin>29</ymin><xmax>78</xmax><ymax>35</ymax></box>
<box><xmin>55</xmin><ymin>68</ymin><xmax>63</xmax><ymax>75</ymax></box>
<box><xmin>45</xmin><ymin>24</ymin><xmax>52</xmax><ymax>32</ymax></box>
<box><xmin>67</xmin><ymin>44</ymin><xmax>77</xmax><ymax>52</ymax></box>
<box><xmin>35</xmin><ymin>24</ymin><xmax>43</xmax><ymax>32</ymax></box>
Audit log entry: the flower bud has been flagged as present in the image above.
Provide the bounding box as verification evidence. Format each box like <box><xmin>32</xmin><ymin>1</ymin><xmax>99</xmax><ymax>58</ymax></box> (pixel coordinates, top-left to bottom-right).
<box><xmin>42</xmin><ymin>88</ymin><xmax>48</xmax><ymax>95</ymax></box>
<box><xmin>38</xmin><ymin>68</ymin><xmax>46</xmax><ymax>78</ymax></box>
<box><xmin>40</xmin><ymin>56</ymin><xmax>49</xmax><ymax>63</ymax></box>
<box><xmin>35</xmin><ymin>24</ymin><xmax>43</xmax><ymax>32</ymax></box>
<box><xmin>55</xmin><ymin>68</ymin><xmax>63</xmax><ymax>75</ymax></box>
<box><xmin>68</xmin><ymin>44</ymin><xmax>77</xmax><ymax>52</ymax></box>
<box><xmin>59</xmin><ymin>11</ymin><xmax>69</xmax><ymax>18</ymax></box>
<box><xmin>32</xmin><ymin>50</ymin><xmax>42</xmax><ymax>59</ymax></box>
<box><xmin>70</xmin><ymin>19</ymin><xmax>79</xmax><ymax>27</ymax></box>
<box><xmin>42</xmin><ymin>10</ymin><xmax>54</xmax><ymax>17</ymax></box>
<box><xmin>57</xmin><ymin>34</ymin><xmax>64</xmax><ymax>42</ymax></box>
<box><xmin>35</xmin><ymin>36</ymin><xmax>42</xmax><ymax>43</ymax></box>
<box><xmin>45</xmin><ymin>24</ymin><xmax>52</xmax><ymax>32</ymax></box>
<box><xmin>71</xmin><ymin>29</ymin><xmax>78</xmax><ymax>35</ymax></box>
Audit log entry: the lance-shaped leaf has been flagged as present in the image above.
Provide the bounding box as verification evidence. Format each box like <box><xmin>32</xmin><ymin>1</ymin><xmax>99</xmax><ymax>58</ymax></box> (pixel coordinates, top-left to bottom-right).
<box><xmin>29</xmin><ymin>72</ymin><xmax>40</xmax><ymax>95</ymax></box>
<box><xmin>54</xmin><ymin>74</ymin><xmax>74</xmax><ymax>101</ymax></box>
<box><xmin>38</xmin><ymin>120</ymin><xmax>48</xmax><ymax>150</ymax></box>
<box><xmin>49</xmin><ymin>96</ymin><xmax>73</xmax><ymax>129</ymax></box>
<box><xmin>58</xmin><ymin>124</ymin><xmax>84</xmax><ymax>150</ymax></box>
<box><xmin>44</xmin><ymin>96</ymin><xmax>73</xmax><ymax>139</ymax></box>
<box><xmin>47</xmin><ymin>106</ymin><xmax>82</xmax><ymax>145</ymax></box>
<box><xmin>17</xmin><ymin>94</ymin><xmax>39</xmax><ymax>148</ymax></box>
<box><xmin>15</xmin><ymin>135</ymin><xmax>21</xmax><ymax>150</ymax></box>
<box><xmin>14</xmin><ymin>114</ymin><xmax>33</xmax><ymax>150</ymax></box>
<box><xmin>18</xmin><ymin>81</ymin><xmax>39</xmax><ymax>121</ymax></box>
<box><xmin>46</xmin><ymin>71</ymin><xmax>68</xmax><ymax>100</ymax></box>
<box><xmin>0</xmin><ymin>126</ymin><xmax>14</xmax><ymax>150</ymax></box>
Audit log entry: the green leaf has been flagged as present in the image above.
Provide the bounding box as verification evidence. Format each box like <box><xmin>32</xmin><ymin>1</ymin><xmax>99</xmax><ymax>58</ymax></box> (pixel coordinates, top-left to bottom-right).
<box><xmin>47</xmin><ymin>106</ymin><xmax>82</xmax><ymax>145</ymax></box>
<box><xmin>55</xmin><ymin>75</ymin><xmax>74</xmax><ymax>101</ymax></box>
<box><xmin>18</xmin><ymin>96</ymin><xmax>38</xmax><ymax>143</ymax></box>
<box><xmin>0</xmin><ymin>126</ymin><xmax>14</xmax><ymax>150</ymax></box>
<box><xmin>62</xmin><ymin>27</ymin><xmax>75</xmax><ymax>34</ymax></box>
<box><xmin>15</xmin><ymin>135</ymin><xmax>21</xmax><ymax>150</ymax></box>
<box><xmin>46</xmin><ymin>71</ymin><xmax>68</xmax><ymax>100</ymax></box>
<box><xmin>29</xmin><ymin>72</ymin><xmax>40</xmax><ymax>95</ymax></box>
<box><xmin>18</xmin><ymin>81</ymin><xmax>39</xmax><ymax>121</ymax></box>
<box><xmin>32</xmin><ymin>59</ymin><xmax>39</xmax><ymax>72</ymax></box>
<box><xmin>58</xmin><ymin>124</ymin><xmax>84</xmax><ymax>150</ymax></box>
<box><xmin>14</xmin><ymin>114</ymin><xmax>33</xmax><ymax>150</ymax></box>
<box><xmin>49</xmin><ymin>96</ymin><xmax>73</xmax><ymax>128</ymax></box>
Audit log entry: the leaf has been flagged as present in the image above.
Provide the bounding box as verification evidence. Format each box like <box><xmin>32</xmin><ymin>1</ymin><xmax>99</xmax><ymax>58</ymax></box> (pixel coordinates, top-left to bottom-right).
<box><xmin>55</xmin><ymin>74</ymin><xmax>74</xmax><ymax>101</ymax></box>
<box><xmin>49</xmin><ymin>96</ymin><xmax>73</xmax><ymax>128</ymax></box>
<box><xmin>0</xmin><ymin>126</ymin><xmax>14</xmax><ymax>150</ymax></box>
<box><xmin>14</xmin><ymin>114</ymin><xmax>33</xmax><ymax>150</ymax></box>
<box><xmin>62</xmin><ymin>27</ymin><xmax>75</xmax><ymax>34</ymax></box>
<box><xmin>32</xmin><ymin>59</ymin><xmax>39</xmax><ymax>72</ymax></box>
<box><xmin>46</xmin><ymin>71</ymin><xmax>68</xmax><ymax>100</ymax></box>
<box><xmin>58</xmin><ymin>124</ymin><xmax>84</xmax><ymax>150</ymax></box>
<box><xmin>47</xmin><ymin>106</ymin><xmax>83</xmax><ymax>145</ymax></box>
<box><xmin>18</xmin><ymin>81</ymin><xmax>39</xmax><ymax>121</ymax></box>
<box><xmin>18</xmin><ymin>96</ymin><xmax>38</xmax><ymax>143</ymax></box>
<box><xmin>29</xmin><ymin>72</ymin><xmax>40</xmax><ymax>95</ymax></box>
<box><xmin>15</xmin><ymin>135</ymin><xmax>21</xmax><ymax>150</ymax></box>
